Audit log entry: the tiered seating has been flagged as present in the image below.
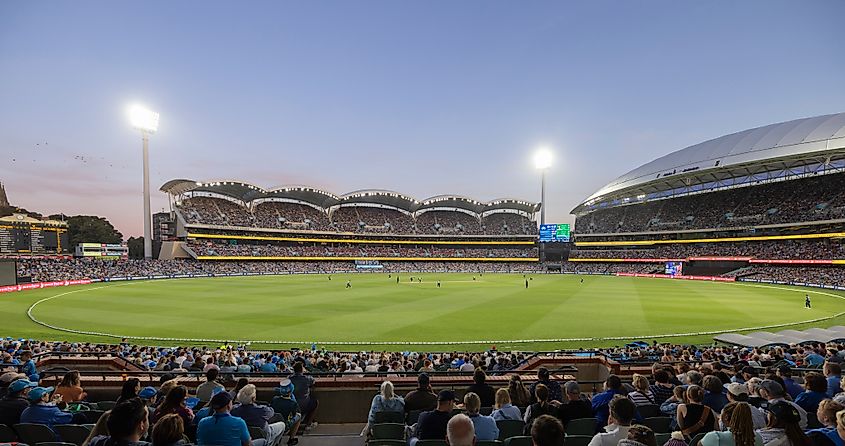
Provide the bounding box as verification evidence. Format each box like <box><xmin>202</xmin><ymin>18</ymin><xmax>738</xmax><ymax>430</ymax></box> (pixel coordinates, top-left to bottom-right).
<box><xmin>482</xmin><ymin>214</ymin><xmax>535</xmax><ymax>235</ymax></box>
<box><xmin>252</xmin><ymin>201</ymin><xmax>331</xmax><ymax>231</ymax></box>
<box><xmin>416</xmin><ymin>211</ymin><xmax>482</xmax><ymax>235</ymax></box>
<box><xmin>570</xmin><ymin>238</ymin><xmax>845</xmax><ymax>260</ymax></box>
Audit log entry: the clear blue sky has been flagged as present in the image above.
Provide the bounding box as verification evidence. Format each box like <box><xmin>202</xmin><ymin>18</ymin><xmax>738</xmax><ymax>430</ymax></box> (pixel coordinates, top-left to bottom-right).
<box><xmin>1</xmin><ymin>1</ymin><xmax>843</xmax><ymax>237</ymax></box>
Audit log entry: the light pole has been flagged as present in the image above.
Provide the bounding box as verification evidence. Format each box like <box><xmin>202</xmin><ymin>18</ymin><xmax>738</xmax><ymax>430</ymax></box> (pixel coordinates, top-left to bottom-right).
<box><xmin>534</xmin><ymin>149</ymin><xmax>553</xmax><ymax>261</ymax></box>
<box><xmin>129</xmin><ymin>105</ymin><xmax>160</xmax><ymax>259</ymax></box>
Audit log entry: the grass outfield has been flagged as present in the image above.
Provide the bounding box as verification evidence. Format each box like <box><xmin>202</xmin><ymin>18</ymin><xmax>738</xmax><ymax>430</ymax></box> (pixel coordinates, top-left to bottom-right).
<box><xmin>2</xmin><ymin>273</ymin><xmax>845</xmax><ymax>351</ymax></box>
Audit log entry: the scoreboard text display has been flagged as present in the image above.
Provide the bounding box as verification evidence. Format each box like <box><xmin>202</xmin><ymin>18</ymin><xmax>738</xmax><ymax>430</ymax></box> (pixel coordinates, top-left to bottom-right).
<box><xmin>0</xmin><ymin>216</ymin><xmax>68</xmax><ymax>254</ymax></box>
<box><xmin>538</xmin><ymin>223</ymin><xmax>571</xmax><ymax>242</ymax></box>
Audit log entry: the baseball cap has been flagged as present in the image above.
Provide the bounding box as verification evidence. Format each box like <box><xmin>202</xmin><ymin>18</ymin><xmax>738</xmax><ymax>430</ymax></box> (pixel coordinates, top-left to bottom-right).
<box><xmin>27</xmin><ymin>386</ymin><xmax>54</xmax><ymax>402</ymax></box>
<box><xmin>185</xmin><ymin>397</ymin><xmax>200</xmax><ymax>409</ymax></box>
<box><xmin>767</xmin><ymin>401</ymin><xmax>801</xmax><ymax>423</ymax></box>
<box><xmin>210</xmin><ymin>390</ymin><xmax>233</xmax><ymax>409</ymax></box>
<box><xmin>8</xmin><ymin>379</ymin><xmax>37</xmax><ymax>394</ymax></box>
<box><xmin>437</xmin><ymin>390</ymin><xmax>457</xmax><ymax>402</ymax></box>
<box><xmin>210</xmin><ymin>387</ymin><xmax>226</xmax><ymax>398</ymax></box>
<box><xmin>758</xmin><ymin>379</ymin><xmax>784</xmax><ymax>397</ymax></box>
<box><xmin>725</xmin><ymin>383</ymin><xmax>748</xmax><ymax>397</ymax></box>
<box><xmin>139</xmin><ymin>387</ymin><xmax>157</xmax><ymax>399</ymax></box>
<box><xmin>277</xmin><ymin>378</ymin><xmax>294</xmax><ymax>396</ymax></box>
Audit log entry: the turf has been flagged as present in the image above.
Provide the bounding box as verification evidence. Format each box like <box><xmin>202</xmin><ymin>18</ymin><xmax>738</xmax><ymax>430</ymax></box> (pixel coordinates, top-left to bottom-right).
<box><xmin>2</xmin><ymin>273</ymin><xmax>844</xmax><ymax>351</ymax></box>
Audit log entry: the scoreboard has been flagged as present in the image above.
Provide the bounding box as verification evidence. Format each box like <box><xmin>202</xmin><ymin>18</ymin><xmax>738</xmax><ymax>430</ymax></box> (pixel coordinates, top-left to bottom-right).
<box><xmin>0</xmin><ymin>213</ymin><xmax>69</xmax><ymax>255</ymax></box>
<box><xmin>538</xmin><ymin>223</ymin><xmax>571</xmax><ymax>242</ymax></box>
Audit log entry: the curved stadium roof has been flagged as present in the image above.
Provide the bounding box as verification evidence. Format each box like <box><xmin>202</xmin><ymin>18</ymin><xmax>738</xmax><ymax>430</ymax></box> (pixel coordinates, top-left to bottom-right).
<box><xmin>160</xmin><ymin>180</ymin><xmax>540</xmax><ymax>214</ymax></box>
<box><xmin>573</xmin><ymin>112</ymin><xmax>845</xmax><ymax>214</ymax></box>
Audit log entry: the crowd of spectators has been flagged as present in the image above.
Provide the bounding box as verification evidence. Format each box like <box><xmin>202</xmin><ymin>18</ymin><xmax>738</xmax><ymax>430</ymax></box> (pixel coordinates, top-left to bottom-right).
<box><xmin>570</xmin><ymin>239</ymin><xmax>845</xmax><ymax>261</ymax></box>
<box><xmin>176</xmin><ymin>197</ymin><xmax>536</xmax><ymax>236</ymax></box>
<box><xmin>742</xmin><ymin>266</ymin><xmax>845</xmax><ymax>287</ymax></box>
<box><xmin>576</xmin><ymin>173</ymin><xmax>845</xmax><ymax>234</ymax></box>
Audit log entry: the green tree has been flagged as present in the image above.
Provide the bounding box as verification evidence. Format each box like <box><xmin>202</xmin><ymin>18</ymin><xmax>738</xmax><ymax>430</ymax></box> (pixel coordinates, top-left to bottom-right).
<box><xmin>65</xmin><ymin>215</ymin><xmax>123</xmax><ymax>248</ymax></box>
<box><xmin>127</xmin><ymin>236</ymin><xmax>145</xmax><ymax>259</ymax></box>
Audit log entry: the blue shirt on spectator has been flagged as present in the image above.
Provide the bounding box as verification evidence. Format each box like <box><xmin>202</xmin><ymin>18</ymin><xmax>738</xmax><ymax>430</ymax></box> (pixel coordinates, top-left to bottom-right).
<box><xmin>197</xmin><ymin>413</ymin><xmax>250</xmax><ymax>446</ymax></box>
<box><xmin>468</xmin><ymin>413</ymin><xmax>500</xmax><ymax>441</ymax></box>
<box><xmin>20</xmin><ymin>402</ymin><xmax>73</xmax><ymax>430</ymax></box>
<box><xmin>491</xmin><ymin>403</ymin><xmax>522</xmax><ymax>421</ymax></box>
<box><xmin>827</xmin><ymin>375</ymin><xmax>842</xmax><ymax>397</ymax></box>
<box><xmin>805</xmin><ymin>353</ymin><xmax>825</xmax><ymax>367</ymax></box>
<box><xmin>591</xmin><ymin>389</ymin><xmax>620</xmax><ymax>427</ymax></box>
<box><xmin>794</xmin><ymin>390</ymin><xmax>827</xmax><ymax>413</ymax></box>
<box><xmin>782</xmin><ymin>378</ymin><xmax>803</xmax><ymax>400</ymax></box>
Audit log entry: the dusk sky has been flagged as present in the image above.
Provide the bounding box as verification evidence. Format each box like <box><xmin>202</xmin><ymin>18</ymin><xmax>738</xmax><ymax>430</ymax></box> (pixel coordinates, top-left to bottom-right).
<box><xmin>1</xmin><ymin>1</ymin><xmax>844</xmax><ymax>238</ymax></box>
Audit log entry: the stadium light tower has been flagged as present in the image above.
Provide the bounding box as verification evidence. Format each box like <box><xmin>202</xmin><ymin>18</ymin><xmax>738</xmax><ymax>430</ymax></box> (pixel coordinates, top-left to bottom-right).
<box><xmin>533</xmin><ymin>148</ymin><xmax>553</xmax><ymax>226</ymax></box>
<box><xmin>129</xmin><ymin>105</ymin><xmax>160</xmax><ymax>259</ymax></box>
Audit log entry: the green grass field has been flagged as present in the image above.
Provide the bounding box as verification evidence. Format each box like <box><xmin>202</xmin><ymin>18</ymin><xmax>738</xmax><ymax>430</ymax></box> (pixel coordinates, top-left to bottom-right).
<box><xmin>2</xmin><ymin>273</ymin><xmax>844</xmax><ymax>350</ymax></box>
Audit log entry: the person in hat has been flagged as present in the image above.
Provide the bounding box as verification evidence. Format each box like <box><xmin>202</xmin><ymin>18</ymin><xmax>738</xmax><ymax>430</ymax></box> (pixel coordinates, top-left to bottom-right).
<box><xmin>18</xmin><ymin>350</ymin><xmax>38</xmax><ymax>381</ymax></box>
<box><xmin>20</xmin><ymin>386</ymin><xmax>74</xmax><ymax>430</ymax></box>
<box><xmin>758</xmin><ymin>379</ymin><xmax>808</xmax><ymax>429</ymax></box>
<box><xmin>756</xmin><ymin>401</ymin><xmax>808</xmax><ymax>446</ymax></box>
<box><xmin>0</xmin><ymin>378</ymin><xmax>36</xmax><ymax>426</ymax></box>
<box><xmin>405</xmin><ymin>373</ymin><xmax>438</xmax><ymax>414</ymax></box>
<box><xmin>88</xmin><ymin>398</ymin><xmax>151</xmax><ymax>446</ymax></box>
<box><xmin>725</xmin><ymin>383</ymin><xmax>767</xmax><ymax>429</ymax></box>
<box><xmin>193</xmin><ymin>387</ymin><xmax>226</xmax><ymax>426</ymax></box>
<box><xmin>270</xmin><ymin>379</ymin><xmax>301</xmax><ymax>446</ymax></box>
<box><xmin>231</xmin><ymin>384</ymin><xmax>287</xmax><ymax>446</ymax></box>
<box><xmin>0</xmin><ymin>371</ymin><xmax>27</xmax><ymax>399</ymax></box>
<box><xmin>196</xmin><ymin>390</ymin><xmax>255</xmax><ymax>446</ymax></box>
<box><xmin>410</xmin><ymin>389</ymin><xmax>458</xmax><ymax>445</ymax></box>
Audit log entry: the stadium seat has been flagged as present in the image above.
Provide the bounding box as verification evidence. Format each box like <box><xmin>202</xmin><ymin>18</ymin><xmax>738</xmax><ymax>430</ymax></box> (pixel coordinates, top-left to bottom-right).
<box><xmin>642</xmin><ymin>417</ymin><xmax>671</xmax><ymax>433</ymax></box>
<box><xmin>80</xmin><ymin>410</ymin><xmax>105</xmax><ymax>424</ymax></box>
<box><xmin>0</xmin><ymin>424</ymin><xmax>18</xmax><ymax>442</ymax></box>
<box><xmin>637</xmin><ymin>404</ymin><xmax>661</xmax><ymax>418</ymax></box>
<box><xmin>407</xmin><ymin>409</ymin><xmax>423</xmax><ymax>425</ymax></box>
<box><xmin>496</xmin><ymin>419</ymin><xmax>525</xmax><ymax>440</ymax></box>
<box><xmin>480</xmin><ymin>406</ymin><xmax>493</xmax><ymax>416</ymax></box>
<box><xmin>374</xmin><ymin>411</ymin><xmax>405</xmax><ymax>424</ymax></box>
<box><xmin>53</xmin><ymin>425</ymin><xmax>91</xmax><ymax>446</ymax></box>
<box><xmin>689</xmin><ymin>433</ymin><xmax>706</xmax><ymax>446</ymax></box>
<box><xmin>564</xmin><ymin>418</ymin><xmax>597</xmax><ymax>436</ymax></box>
<box><xmin>94</xmin><ymin>401</ymin><xmax>116</xmax><ymax>410</ymax></box>
<box><xmin>14</xmin><ymin>423</ymin><xmax>57</xmax><ymax>445</ymax></box>
<box><xmin>372</xmin><ymin>423</ymin><xmax>405</xmax><ymax>440</ymax></box>
<box><xmin>503</xmin><ymin>437</ymin><xmax>532</xmax><ymax>446</ymax></box>
<box><xmin>563</xmin><ymin>435</ymin><xmax>592</xmax><ymax>446</ymax></box>
<box><xmin>247</xmin><ymin>426</ymin><xmax>267</xmax><ymax>440</ymax></box>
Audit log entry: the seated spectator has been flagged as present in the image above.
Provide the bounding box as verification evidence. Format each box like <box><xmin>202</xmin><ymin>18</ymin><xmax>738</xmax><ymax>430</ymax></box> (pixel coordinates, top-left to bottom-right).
<box><xmin>82</xmin><ymin>410</ymin><xmax>110</xmax><ymax>446</ymax></box>
<box><xmin>795</xmin><ymin>372</ymin><xmax>829</xmax><ymax>413</ymax></box>
<box><xmin>117</xmin><ymin>378</ymin><xmax>141</xmax><ymax>404</ymax></box>
<box><xmin>776</xmin><ymin>367</ymin><xmax>804</xmax><ymax>401</ymax></box>
<box><xmin>463</xmin><ymin>391</ymin><xmax>499</xmax><ymax>441</ymax></box>
<box><xmin>404</xmin><ymin>373</ymin><xmax>438</xmax><ymax>414</ymax></box>
<box><xmin>446</xmin><ymin>413</ymin><xmax>476</xmax><ymax>446</ymax></box>
<box><xmin>290</xmin><ymin>361</ymin><xmax>318</xmax><ymax>432</ymax></box>
<box><xmin>230</xmin><ymin>378</ymin><xmax>249</xmax><ymax>400</ymax></box>
<box><xmin>508</xmin><ymin>375</ymin><xmax>532</xmax><ymax>408</ymax></box>
<box><xmin>702</xmin><ymin>375</ymin><xmax>728</xmax><ymax>414</ymax></box>
<box><xmin>88</xmin><ymin>398</ymin><xmax>150</xmax><ymax>446</ymax></box>
<box><xmin>726</xmin><ymin>383</ymin><xmax>767</xmax><ymax>430</ymax></box>
<box><xmin>269</xmin><ymin>379</ymin><xmax>301</xmax><ymax>446</ymax></box>
<box><xmin>467</xmin><ymin>369</ymin><xmax>496</xmax><ymax>408</ymax></box>
<box><xmin>411</xmin><ymin>390</ymin><xmax>457</xmax><ymax>444</ymax></box>
<box><xmin>151</xmin><ymin>413</ymin><xmax>186</xmax><ymax>446</ymax></box>
<box><xmin>193</xmin><ymin>387</ymin><xmax>226</xmax><ymax>426</ymax></box>
<box><xmin>805</xmin><ymin>399</ymin><xmax>844</xmax><ymax>446</ymax></box>
<box><xmin>622</xmin><ymin>424</ymin><xmax>657</xmax><ymax>446</ymax></box>
<box><xmin>20</xmin><ymin>386</ymin><xmax>75</xmax><ymax>430</ymax></box>
<box><xmin>531</xmin><ymin>368</ymin><xmax>563</xmax><ymax>404</ymax></box>
<box><xmin>153</xmin><ymin>385</ymin><xmax>194</xmax><ymax>426</ymax></box>
<box><xmin>557</xmin><ymin>381</ymin><xmax>592</xmax><ymax>427</ymax></box>
<box><xmin>649</xmin><ymin>369</ymin><xmax>676</xmax><ymax>405</ymax></box>
<box><xmin>231</xmin><ymin>384</ymin><xmax>286</xmax><ymax>446</ymax></box>
<box><xmin>677</xmin><ymin>385</ymin><xmax>718</xmax><ymax>439</ymax></box>
<box><xmin>196</xmin><ymin>368</ymin><xmax>224</xmax><ymax>402</ymax></box>
<box><xmin>525</xmin><ymin>384</ymin><xmax>557</xmax><ymax>434</ymax></box>
<box><xmin>18</xmin><ymin>350</ymin><xmax>38</xmax><ymax>381</ymax></box>
<box><xmin>491</xmin><ymin>388</ymin><xmax>522</xmax><ymax>421</ymax></box>
<box><xmin>824</xmin><ymin>362</ymin><xmax>842</xmax><ymax>398</ymax></box>
<box><xmin>531</xmin><ymin>414</ymin><xmax>565</xmax><ymax>446</ymax></box>
<box><xmin>196</xmin><ymin>391</ymin><xmax>254</xmax><ymax>446</ymax></box>
<box><xmin>0</xmin><ymin>378</ymin><xmax>36</xmax><ymax>426</ymax></box>
<box><xmin>0</xmin><ymin>372</ymin><xmax>26</xmax><ymax>399</ymax></box>
<box><xmin>628</xmin><ymin>374</ymin><xmax>656</xmax><ymax>406</ymax></box>
<box><xmin>755</xmin><ymin>401</ymin><xmax>807</xmax><ymax>446</ymax></box>
<box><xmin>55</xmin><ymin>370</ymin><xmax>87</xmax><ymax>403</ymax></box>
<box><xmin>592</xmin><ymin>375</ymin><xmax>624</xmax><ymax>427</ymax></box>
<box><xmin>587</xmin><ymin>396</ymin><xmax>636</xmax><ymax>446</ymax></box>
<box><xmin>758</xmin><ymin>380</ymin><xmax>808</xmax><ymax>429</ymax></box>
<box><xmin>700</xmin><ymin>402</ymin><xmax>763</xmax><ymax>446</ymax></box>
<box><xmin>366</xmin><ymin>381</ymin><xmax>404</xmax><ymax>428</ymax></box>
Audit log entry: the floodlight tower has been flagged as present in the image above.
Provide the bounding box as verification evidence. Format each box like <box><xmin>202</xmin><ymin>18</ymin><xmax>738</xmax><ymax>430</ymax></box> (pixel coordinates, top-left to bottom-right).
<box><xmin>129</xmin><ymin>105</ymin><xmax>160</xmax><ymax>259</ymax></box>
<box><xmin>534</xmin><ymin>149</ymin><xmax>553</xmax><ymax>262</ymax></box>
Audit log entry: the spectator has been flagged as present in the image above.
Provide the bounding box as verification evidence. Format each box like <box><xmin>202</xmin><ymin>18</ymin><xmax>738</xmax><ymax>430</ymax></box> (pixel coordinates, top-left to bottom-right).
<box><xmin>700</xmin><ymin>402</ymin><xmax>763</xmax><ymax>446</ymax></box>
<box><xmin>230</xmin><ymin>378</ymin><xmax>249</xmax><ymax>400</ymax></box>
<box><xmin>231</xmin><ymin>384</ymin><xmax>287</xmax><ymax>446</ymax></box>
<box><xmin>525</xmin><ymin>384</ymin><xmax>557</xmax><ymax>434</ymax></box>
<box><xmin>88</xmin><ymin>398</ymin><xmax>150</xmax><ymax>446</ymax></box>
<box><xmin>196</xmin><ymin>391</ymin><xmax>254</xmax><ymax>446</ymax></box>
<box><xmin>622</xmin><ymin>424</ymin><xmax>657</xmax><ymax>446</ymax></box>
<box><xmin>117</xmin><ymin>378</ymin><xmax>141</xmax><ymax>404</ymax></box>
<box><xmin>796</xmin><ymin>372</ymin><xmax>829</xmax><ymax>414</ymax></box>
<box><xmin>269</xmin><ymin>379</ymin><xmax>301</xmax><ymax>446</ymax></box>
<box><xmin>531</xmin><ymin>414</ymin><xmax>565</xmax><ymax>446</ymax></box>
<box><xmin>726</xmin><ymin>383</ymin><xmax>767</xmax><ymax>430</ymax></box>
<box><xmin>290</xmin><ymin>361</ymin><xmax>318</xmax><ymax>432</ymax></box>
<box><xmin>463</xmin><ymin>391</ymin><xmax>499</xmax><ymax>441</ymax></box>
<box><xmin>587</xmin><ymin>396</ymin><xmax>636</xmax><ymax>446</ymax></box>
<box><xmin>805</xmin><ymin>399</ymin><xmax>844</xmax><ymax>446</ymax></box>
<box><xmin>509</xmin><ymin>375</ymin><xmax>532</xmax><ymax>408</ymax></box>
<box><xmin>649</xmin><ymin>369</ymin><xmax>676</xmax><ymax>405</ymax></box>
<box><xmin>82</xmin><ymin>411</ymin><xmax>110</xmax><ymax>446</ymax></box>
<box><xmin>196</xmin><ymin>368</ymin><xmax>224</xmax><ymax>402</ymax></box>
<box><xmin>592</xmin><ymin>375</ymin><xmax>624</xmax><ymax>427</ymax></box>
<box><xmin>405</xmin><ymin>373</ymin><xmax>438</xmax><ymax>414</ymax></box>
<box><xmin>702</xmin><ymin>375</ymin><xmax>728</xmax><ymax>414</ymax></box>
<box><xmin>0</xmin><ymin>372</ymin><xmax>26</xmax><ymax>399</ymax></box>
<box><xmin>755</xmin><ymin>401</ymin><xmax>807</xmax><ymax>446</ymax></box>
<box><xmin>0</xmin><ymin>379</ymin><xmax>36</xmax><ymax>426</ymax></box>
<box><xmin>446</xmin><ymin>413</ymin><xmax>476</xmax><ymax>446</ymax></box>
<box><xmin>20</xmin><ymin>386</ymin><xmax>74</xmax><ymax>430</ymax></box>
<box><xmin>557</xmin><ymin>381</ymin><xmax>592</xmax><ymax>427</ymax></box>
<box><xmin>491</xmin><ymin>388</ymin><xmax>522</xmax><ymax>421</ymax></box>
<box><xmin>816</xmin><ymin>399</ymin><xmax>844</xmax><ymax>429</ymax></box>
<box><xmin>776</xmin><ymin>367</ymin><xmax>803</xmax><ymax>401</ymax></box>
<box><xmin>193</xmin><ymin>387</ymin><xmax>225</xmax><ymax>426</ymax></box>
<box><xmin>19</xmin><ymin>350</ymin><xmax>38</xmax><ymax>381</ymax></box>
<box><xmin>758</xmin><ymin>380</ymin><xmax>808</xmax><ymax>429</ymax></box>
<box><xmin>677</xmin><ymin>385</ymin><xmax>718</xmax><ymax>439</ymax></box>
<box><xmin>55</xmin><ymin>370</ymin><xmax>87</xmax><ymax>403</ymax></box>
<box><xmin>151</xmin><ymin>413</ymin><xmax>186</xmax><ymax>446</ymax></box>
<box><xmin>824</xmin><ymin>362</ymin><xmax>842</xmax><ymax>398</ymax></box>
<box><xmin>531</xmin><ymin>368</ymin><xmax>563</xmax><ymax>403</ymax></box>
<box><xmin>411</xmin><ymin>390</ymin><xmax>457</xmax><ymax>444</ymax></box>
<box><xmin>628</xmin><ymin>374</ymin><xmax>656</xmax><ymax>406</ymax></box>
<box><xmin>365</xmin><ymin>381</ymin><xmax>405</xmax><ymax>430</ymax></box>
<box><xmin>153</xmin><ymin>385</ymin><xmax>194</xmax><ymax>426</ymax></box>
<box><xmin>467</xmin><ymin>369</ymin><xmax>496</xmax><ymax>408</ymax></box>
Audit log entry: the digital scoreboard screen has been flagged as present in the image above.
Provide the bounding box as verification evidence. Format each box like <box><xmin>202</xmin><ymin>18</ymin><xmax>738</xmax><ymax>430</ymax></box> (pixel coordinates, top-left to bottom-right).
<box><xmin>665</xmin><ymin>261</ymin><xmax>683</xmax><ymax>276</ymax></box>
<box><xmin>0</xmin><ymin>214</ymin><xmax>68</xmax><ymax>254</ymax></box>
<box><xmin>538</xmin><ymin>223</ymin><xmax>571</xmax><ymax>242</ymax></box>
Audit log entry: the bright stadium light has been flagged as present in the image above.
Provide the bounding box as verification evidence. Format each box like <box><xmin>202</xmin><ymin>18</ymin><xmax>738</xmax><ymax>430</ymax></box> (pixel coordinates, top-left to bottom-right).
<box><xmin>128</xmin><ymin>105</ymin><xmax>160</xmax><ymax>134</ymax></box>
<box><xmin>128</xmin><ymin>104</ymin><xmax>159</xmax><ymax>259</ymax></box>
<box><xmin>534</xmin><ymin>148</ymin><xmax>553</xmax><ymax>170</ymax></box>
<box><xmin>534</xmin><ymin>147</ymin><xmax>553</xmax><ymax>262</ymax></box>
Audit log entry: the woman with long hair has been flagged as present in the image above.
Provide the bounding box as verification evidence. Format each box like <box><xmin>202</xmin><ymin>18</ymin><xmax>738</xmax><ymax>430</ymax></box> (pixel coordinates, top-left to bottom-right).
<box><xmin>628</xmin><ymin>374</ymin><xmax>656</xmax><ymax>406</ymax></box>
<box><xmin>677</xmin><ymin>385</ymin><xmax>718</xmax><ymax>439</ymax></box>
<box><xmin>54</xmin><ymin>370</ymin><xmax>87</xmax><ymax>403</ymax></box>
<box><xmin>151</xmin><ymin>413</ymin><xmax>186</xmax><ymax>446</ymax></box>
<box><xmin>229</xmin><ymin>377</ymin><xmax>249</xmax><ymax>400</ymax></box>
<box><xmin>524</xmin><ymin>384</ymin><xmax>555</xmax><ymax>434</ymax></box>
<box><xmin>701</xmin><ymin>402</ymin><xmax>763</xmax><ymax>446</ymax></box>
<box><xmin>116</xmin><ymin>378</ymin><xmax>141</xmax><ymax>404</ymax></box>
<box><xmin>491</xmin><ymin>388</ymin><xmax>522</xmax><ymax>421</ymax></box>
<box><xmin>508</xmin><ymin>374</ymin><xmax>531</xmax><ymax>408</ymax></box>
<box><xmin>153</xmin><ymin>385</ymin><xmax>194</xmax><ymax>426</ymax></box>
<box><xmin>756</xmin><ymin>401</ymin><xmax>808</xmax><ymax>446</ymax></box>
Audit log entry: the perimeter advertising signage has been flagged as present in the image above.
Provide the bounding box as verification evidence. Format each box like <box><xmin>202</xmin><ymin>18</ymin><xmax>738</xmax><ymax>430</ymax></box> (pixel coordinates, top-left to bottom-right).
<box><xmin>538</xmin><ymin>223</ymin><xmax>570</xmax><ymax>242</ymax></box>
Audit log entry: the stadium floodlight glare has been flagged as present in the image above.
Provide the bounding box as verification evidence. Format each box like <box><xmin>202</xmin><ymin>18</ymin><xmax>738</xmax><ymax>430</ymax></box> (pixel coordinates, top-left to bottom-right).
<box><xmin>128</xmin><ymin>105</ymin><xmax>160</xmax><ymax>134</ymax></box>
<box><xmin>534</xmin><ymin>149</ymin><xmax>553</xmax><ymax>170</ymax></box>
<box><xmin>128</xmin><ymin>104</ymin><xmax>159</xmax><ymax>259</ymax></box>
<box><xmin>534</xmin><ymin>147</ymin><xmax>553</xmax><ymax>262</ymax></box>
